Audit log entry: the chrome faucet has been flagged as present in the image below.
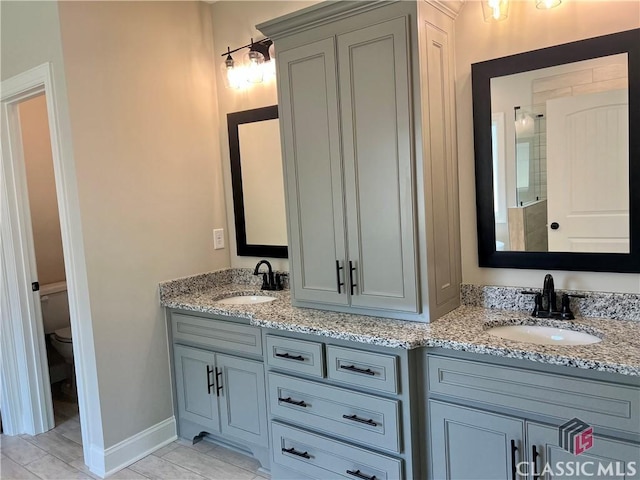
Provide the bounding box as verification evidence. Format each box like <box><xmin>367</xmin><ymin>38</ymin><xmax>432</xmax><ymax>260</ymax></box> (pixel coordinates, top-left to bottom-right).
<box><xmin>253</xmin><ymin>260</ymin><xmax>284</xmax><ymax>291</ymax></box>
<box><xmin>521</xmin><ymin>273</ymin><xmax>585</xmax><ymax>320</ymax></box>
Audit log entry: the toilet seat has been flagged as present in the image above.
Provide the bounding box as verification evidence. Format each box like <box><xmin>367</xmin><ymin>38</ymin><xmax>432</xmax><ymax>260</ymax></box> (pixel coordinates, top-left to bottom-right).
<box><xmin>53</xmin><ymin>326</ymin><xmax>72</xmax><ymax>343</ymax></box>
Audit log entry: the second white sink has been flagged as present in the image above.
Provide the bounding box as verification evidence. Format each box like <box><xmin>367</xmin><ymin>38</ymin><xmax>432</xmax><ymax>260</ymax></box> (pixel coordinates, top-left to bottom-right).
<box><xmin>487</xmin><ymin>324</ymin><xmax>602</xmax><ymax>346</ymax></box>
<box><xmin>215</xmin><ymin>295</ymin><xmax>277</xmax><ymax>305</ymax></box>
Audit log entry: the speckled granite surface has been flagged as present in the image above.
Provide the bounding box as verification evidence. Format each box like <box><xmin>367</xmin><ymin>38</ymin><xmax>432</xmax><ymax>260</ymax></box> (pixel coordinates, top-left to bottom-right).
<box><xmin>461</xmin><ymin>284</ymin><xmax>640</xmax><ymax>321</ymax></box>
<box><xmin>160</xmin><ymin>271</ymin><xmax>640</xmax><ymax>376</ymax></box>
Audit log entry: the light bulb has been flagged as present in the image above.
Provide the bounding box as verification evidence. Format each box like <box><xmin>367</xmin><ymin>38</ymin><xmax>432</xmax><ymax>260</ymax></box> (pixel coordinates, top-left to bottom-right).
<box><xmin>221</xmin><ymin>50</ymin><xmax>246</xmax><ymax>89</ymax></box>
<box><xmin>482</xmin><ymin>0</ymin><xmax>509</xmax><ymax>22</ymax></box>
<box><xmin>244</xmin><ymin>49</ymin><xmax>265</xmax><ymax>84</ymax></box>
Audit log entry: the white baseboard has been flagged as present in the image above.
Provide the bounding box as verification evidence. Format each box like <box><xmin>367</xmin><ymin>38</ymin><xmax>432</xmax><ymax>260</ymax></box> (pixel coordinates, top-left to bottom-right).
<box><xmin>89</xmin><ymin>416</ymin><xmax>177</xmax><ymax>478</ymax></box>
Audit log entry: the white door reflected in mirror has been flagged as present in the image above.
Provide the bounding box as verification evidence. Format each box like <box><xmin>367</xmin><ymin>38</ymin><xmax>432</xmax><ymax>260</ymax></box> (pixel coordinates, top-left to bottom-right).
<box><xmin>490</xmin><ymin>53</ymin><xmax>629</xmax><ymax>253</ymax></box>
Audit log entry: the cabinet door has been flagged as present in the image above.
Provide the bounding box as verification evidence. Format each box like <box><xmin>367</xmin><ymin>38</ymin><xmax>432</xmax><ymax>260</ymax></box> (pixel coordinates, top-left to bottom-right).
<box><xmin>173</xmin><ymin>345</ymin><xmax>219</xmax><ymax>433</ymax></box>
<box><xmin>429</xmin><ymin>400</ymin><xmax>525</xmax><ymax>480</ymax></box>
<box><xmin>337</xmin><ymin>16</ymin><xmax>418</xmax><ymax>313</ymax></box>
<box><xmin>216</xmin><ymin>353</ymin><xmax>269</xmax><ymax>447</ymax></box>
<box><xmin>278</xmin><ymin>38</ymin><xmax>348</xmax><ymax>306</ymax></box>
<box><xmin>527</xmin><ymin>422</ymin><xmax>640</xmax><ymax>480</ymax></box>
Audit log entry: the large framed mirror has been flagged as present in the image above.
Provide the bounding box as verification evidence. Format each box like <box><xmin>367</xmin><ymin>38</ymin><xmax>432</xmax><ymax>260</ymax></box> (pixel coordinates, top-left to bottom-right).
<box><xmin>473</xmin><ymin>29</ymin><xmax>639</xmax><ymax>272</ymax></box>
<box><xmin>228</xmin><ymin>105</ymin><xmax>288</xmax><ymax>258</ymax></box>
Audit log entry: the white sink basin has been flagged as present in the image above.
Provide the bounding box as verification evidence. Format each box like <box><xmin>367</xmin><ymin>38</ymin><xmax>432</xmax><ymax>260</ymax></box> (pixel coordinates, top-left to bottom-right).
<box><xmin>487</xmin><ymin>324</ymin><xmax>602</xmax><ymax>346</ymax></box>
<box><xmin>215</xmin><ymin>295</ymin><xmax>277</xmax><ymax>305</ymax></box>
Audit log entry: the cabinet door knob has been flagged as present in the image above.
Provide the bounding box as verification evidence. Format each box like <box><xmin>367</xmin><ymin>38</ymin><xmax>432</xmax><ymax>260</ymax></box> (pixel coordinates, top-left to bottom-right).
<box><xmin>550</xmin><ymin>222</ymin><xmax>560</xmax><ymax>230</ymax></box>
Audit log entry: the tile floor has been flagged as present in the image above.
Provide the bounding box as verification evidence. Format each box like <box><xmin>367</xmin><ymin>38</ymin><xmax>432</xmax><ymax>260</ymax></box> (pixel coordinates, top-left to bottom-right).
<box><xmin>1</xmin><ymin>394</ymin><xmax>270</xmax><ymax>480</ymax></box>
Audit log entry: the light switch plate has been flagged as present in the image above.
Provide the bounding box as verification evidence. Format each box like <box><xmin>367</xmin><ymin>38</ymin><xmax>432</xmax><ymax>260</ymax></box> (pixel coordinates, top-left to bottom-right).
<box><xmin>213</xmin><ymin>228</ymin><xmax>224</xmax><ymax>250</ymax></box>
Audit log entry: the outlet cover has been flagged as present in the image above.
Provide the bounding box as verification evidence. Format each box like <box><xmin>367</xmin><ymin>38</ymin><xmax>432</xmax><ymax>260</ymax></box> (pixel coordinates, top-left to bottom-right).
<box><xmin>213</xmin><ymin>229</ymin><xmax>224</xmax><ymax>250</ymax></box>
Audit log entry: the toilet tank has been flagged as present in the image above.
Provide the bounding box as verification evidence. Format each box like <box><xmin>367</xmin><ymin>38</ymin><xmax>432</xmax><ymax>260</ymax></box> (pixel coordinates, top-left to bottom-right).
<box><xmin>40</xmin><ymin>281</ymin><xmax>70</xmax><ymax>334</ymax></box>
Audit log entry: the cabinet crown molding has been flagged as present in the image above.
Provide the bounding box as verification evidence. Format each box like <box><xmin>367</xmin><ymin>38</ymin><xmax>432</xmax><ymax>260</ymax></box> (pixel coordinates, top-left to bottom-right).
<box><xmin>257</xmin><ymin>0</ymin><xmax>397</xmax><ymax>40</ymax></box>
<box><xmin>425</xmin><ymin>0</ymin><xmax>465</xmax><ymax>19</ymax></box>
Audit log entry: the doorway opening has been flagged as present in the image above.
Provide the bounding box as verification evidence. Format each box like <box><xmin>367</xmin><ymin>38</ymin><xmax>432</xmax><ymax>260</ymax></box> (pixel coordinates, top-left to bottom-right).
<box><xmin>18</xmin><ymin>93</ymin><xmax>81</xmax><ymax>434</ymax></box>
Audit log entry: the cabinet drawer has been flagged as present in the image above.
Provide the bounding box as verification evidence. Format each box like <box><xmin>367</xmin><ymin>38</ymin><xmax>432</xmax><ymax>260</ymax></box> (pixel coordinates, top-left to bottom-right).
<box><xmin>327</xmin><ymin>345</ymin><xmax>398</xmax><ymax>394</ymax></box>
<box><xmin>272</xmin><ymin>422</ymin><xmax>403</xmax><ymax>480</ymax></box>
<box><xmin>171</xmin><ymin>313</ymin><xmax>262</xmax><ymax>356</ymax></box>
<box><xmin>266</xmin><ymin>335</ymin><xmax>324</xmax><ymax>377</ymax></box>
<box><xmin>427</xmin><ymin>355</ymin><xmax>640</xmax><ymax>435</ymax></box>
<box><xmin>269</xmin><ymin>372</ymin><xmax>401</xmax><ymax>453</ymax></box>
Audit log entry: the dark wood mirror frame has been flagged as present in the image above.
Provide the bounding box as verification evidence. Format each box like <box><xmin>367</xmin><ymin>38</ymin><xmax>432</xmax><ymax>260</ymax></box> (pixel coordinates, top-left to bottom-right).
<box><xmin>472</xmin><ymin>28</ymin><xmax>640</xmax><ymax>273</ymax></box>
<box><xmin>228</xmin><ymin>105</ymin><xmax>287</xmax><ymax>259</ymax></box>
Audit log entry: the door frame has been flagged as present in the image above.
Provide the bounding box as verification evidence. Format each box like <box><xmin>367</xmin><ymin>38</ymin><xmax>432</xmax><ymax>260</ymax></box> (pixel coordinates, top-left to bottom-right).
<box><xmin>1</xmin><ymin>63</ymin><xmax>104</xmax><ymax>471</ymax></box>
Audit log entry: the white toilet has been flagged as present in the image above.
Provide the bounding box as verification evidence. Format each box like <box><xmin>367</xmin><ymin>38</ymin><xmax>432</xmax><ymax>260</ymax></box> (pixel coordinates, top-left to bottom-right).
<box><xmin>40</xmin><ymin>281</ymin><xmax>75</xmax><ymax>391</ymax></box>
<box><xmin>50</xmin><ymin>326</ymin><xmax>74</xmax><ymax>362</ymax></box>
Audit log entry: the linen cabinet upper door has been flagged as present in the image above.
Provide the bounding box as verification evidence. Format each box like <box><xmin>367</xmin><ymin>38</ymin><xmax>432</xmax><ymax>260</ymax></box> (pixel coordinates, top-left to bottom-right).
<box><xmin>337</xmin><ymin>17</ymin><xmax>418</xmax><ymax>313</ymax></box>
<box><xmin>278</xmin><ymin>38</ymin><xmax>348</xmax><ymax>306</ymax></box>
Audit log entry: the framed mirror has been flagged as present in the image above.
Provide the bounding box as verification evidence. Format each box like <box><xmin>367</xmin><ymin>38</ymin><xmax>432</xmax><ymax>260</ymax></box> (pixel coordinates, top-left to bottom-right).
<box><xmin>472</xmin><ymin>29</ymin><xmax>639</xmax><ymax>272</ymax></box>
<box><xmin>228</xmin><ymin>105</ymin><xmax>288</xmax><ymax>258</ymax></box>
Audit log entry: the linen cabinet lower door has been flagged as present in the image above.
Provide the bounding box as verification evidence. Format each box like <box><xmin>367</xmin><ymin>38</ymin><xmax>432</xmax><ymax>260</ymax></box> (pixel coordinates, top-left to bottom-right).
<box><xmin>527</xmin><ymin>422</ymin><xmax>640</xmax><ymax>480</ymax></box>
<box><xmin>429</xmin><ymin>400</ymin><xmax>525</xmax><ymax>480</ymax></box>
<box><xmin>216</xmin><ymin>353</ymin><xmax>269</xmax><ymax>447</ymax></box>
<box><xmin>173</xmin><ymin>345</ymin><xmax>219</xmax><ymax>433</ymax></box>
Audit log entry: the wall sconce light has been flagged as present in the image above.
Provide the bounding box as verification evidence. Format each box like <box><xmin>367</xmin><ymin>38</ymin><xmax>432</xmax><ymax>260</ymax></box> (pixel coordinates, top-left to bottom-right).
<box><xmin>482</xmin><ymin>0</ymin><xmax>509</xmax><ymax>22</ymax></box>
<box><xmin>536</xmin><ymin>0</ymin><xmax>561</xmax><ymax>8</ymax></box>
<box><xmin>221</xmin><ymin>38</ymin><xmax>274</xmax><ymax>90</ymax></box>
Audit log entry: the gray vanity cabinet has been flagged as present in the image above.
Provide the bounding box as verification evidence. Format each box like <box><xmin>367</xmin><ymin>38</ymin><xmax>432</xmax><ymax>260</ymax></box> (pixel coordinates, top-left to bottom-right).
<box><xmin>275</xmin><ymin>10</ymin><xmax>416</xmax><ymax>315</ymax></box>
<box><xmin>527</xmin><ymin>423</ymin><xmax>640</xmax><ymax>480</ymax></box>
<box><xmin>276</xmin><ymin>37</ymin><xmax>347</xmax><ymax>308</ymax></box>
<box><xmin>168</xmin><ymin>311</ymin><xmax>270</xmax><ymax>468</ymax></box>
<box><xmin>264</xmin><ymin>331</ymin><xmax>422</xmax><ymax>479</ymax></box>
<box><xmin>429</xmin><ymin>400</ymin><xmax>524</xmax><ymax>480</ymax></box>
<box><xmin>260</xmin><ymin>0</ymin><xmax>462</xmax><ymax>321</ymax></box>
<box><xmin>173</xmin><ymin>345</ymin><xmax>268</xmax><ymax>448</ymax></box>
<box><xmin>216</xmin><ymin>353</ymin><xmax>269</xmax><ymax>447</ymax></box>
<box><xmin>173</xmin><ymin>345</ymin><xmax>220</xmax><ymax>433</ymax></box>
<box><xmin>426</xmin><ymin>351</ymin><xmax>640</xmax><ymax>480</ymax></box>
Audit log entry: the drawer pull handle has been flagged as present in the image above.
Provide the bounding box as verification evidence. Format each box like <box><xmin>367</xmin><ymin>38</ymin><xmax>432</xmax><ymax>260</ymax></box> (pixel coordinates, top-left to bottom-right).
<box><xmin>282</xmin><ymin>447</ymin><xmax>310</xmax><ymax>459</ymax></box>
<box><xmin>340</xmin><ymin>365</ymin><xmax>375</xmax><ymax>376</ymax></box>
<box><xmin>346</xmin><ymin>470</ymin><xmax>377</xmax><ymax>480</ymax></box>
<box><xmin>275</xmin><ymin>352</ymin><xmax>305</xmax><ymax>361</ymax></box>
<box><xmin>342</xmin><ymin>414</ymin><xmax>377</xmax><ymax>427</ymax></box>
<box><xmin>206</xmin><ymin>365</ymin><xmax>214</xmax><ymax>395</ymax></box>
<box><xmin>278</xmin><ymin>396</ymin><xmax>307</xmax><ymax>408</ymax></box>
<box><xmin>510</xmin><ymin>440</ymin><xmax>518</xmax><ymax>480</ymax></box>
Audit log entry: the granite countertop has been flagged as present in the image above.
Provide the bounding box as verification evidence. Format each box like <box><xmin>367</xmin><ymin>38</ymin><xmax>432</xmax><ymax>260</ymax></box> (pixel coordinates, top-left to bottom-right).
<box><xmin>160</xmin><ymin>273</ymin><xmax>640</xmax><ymax>377</ymax></box>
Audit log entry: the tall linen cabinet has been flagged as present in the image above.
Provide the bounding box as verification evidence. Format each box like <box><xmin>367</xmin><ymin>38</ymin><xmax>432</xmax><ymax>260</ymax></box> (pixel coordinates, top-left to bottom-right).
<box><xmin>259</xmin><ymin>0</ymin><xmax>462</xmax><ymax>322</ymax></box>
